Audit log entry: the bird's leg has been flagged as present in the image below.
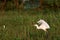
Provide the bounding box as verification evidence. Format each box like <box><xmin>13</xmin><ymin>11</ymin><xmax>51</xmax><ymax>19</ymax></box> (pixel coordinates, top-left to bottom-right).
<box><xmin>44</xmin><ymin>30</ymin><xmax>49</xmax><ymax>40</ymax></box>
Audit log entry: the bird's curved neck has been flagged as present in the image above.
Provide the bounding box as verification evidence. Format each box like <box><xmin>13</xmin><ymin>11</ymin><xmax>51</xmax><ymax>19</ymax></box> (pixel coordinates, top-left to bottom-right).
<box><xmin>36</xmin><ymin>25</ymin><xmax>40</xmax><ymax>29</ymax></box>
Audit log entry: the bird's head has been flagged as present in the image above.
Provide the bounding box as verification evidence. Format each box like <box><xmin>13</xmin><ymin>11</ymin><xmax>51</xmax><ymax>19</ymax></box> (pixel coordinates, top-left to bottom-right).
<box><xmin>34</xmin><ymin>24</ymin><xmax>40</xmax><ymax>29</ymax></box>
<box><xmin>34</xmin><ymin>24</ymin><xmax>38</xmax><ymax>27</ymax></box>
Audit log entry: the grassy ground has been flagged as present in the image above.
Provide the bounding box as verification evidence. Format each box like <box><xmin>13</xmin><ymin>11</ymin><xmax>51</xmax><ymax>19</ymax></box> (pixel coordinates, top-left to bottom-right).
<box><xmin>0</xmin><ymin>8</ymin><xmax>60</xmax><ymax>40</ymax></box>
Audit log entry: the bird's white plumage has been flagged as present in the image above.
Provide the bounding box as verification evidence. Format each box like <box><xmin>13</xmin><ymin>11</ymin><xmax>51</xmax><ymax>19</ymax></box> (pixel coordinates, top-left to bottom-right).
<box><xmin>37</xmin><ymin>19</ymin><xmax>50</xmax><ymax>29</ymax></box>
<box><xmin>34</xmin><ymin>19</ymin><xmax>50</xmax><ymax>32</ymax></box>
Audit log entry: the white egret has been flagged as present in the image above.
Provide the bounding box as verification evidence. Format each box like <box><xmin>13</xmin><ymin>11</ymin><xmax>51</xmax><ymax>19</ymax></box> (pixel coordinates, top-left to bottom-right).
<box><xmin>34</xmin><ymin>19</ymin><xmax>50</xmax><ymax>32</ymax></box>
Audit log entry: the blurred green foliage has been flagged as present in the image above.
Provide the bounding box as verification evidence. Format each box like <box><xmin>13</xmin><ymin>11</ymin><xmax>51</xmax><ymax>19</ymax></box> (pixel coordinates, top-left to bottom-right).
<box><xmin>0</xmin><ymin>8</ymin><xmax>60</xmax><ymax>40</ymax></box>
<box><xmin>0</xmin><ymin>0</ymin><xmax>60</xmax><ymax>10</ymax></box>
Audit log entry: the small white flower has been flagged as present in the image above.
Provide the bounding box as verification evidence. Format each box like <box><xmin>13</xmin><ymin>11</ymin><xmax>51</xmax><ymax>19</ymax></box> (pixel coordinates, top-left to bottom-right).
<box><xmin>3</xmin><ymin>25</ymin><xmax>5</xmax><ymax>29</ymax></box>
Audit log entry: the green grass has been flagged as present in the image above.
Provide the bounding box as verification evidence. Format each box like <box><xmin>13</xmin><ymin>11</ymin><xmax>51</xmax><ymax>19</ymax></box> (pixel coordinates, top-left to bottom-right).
<box><xmin>0</xmin><ymin>8</ymin><xmax>60</xmax><ymax>40</ymax></box>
